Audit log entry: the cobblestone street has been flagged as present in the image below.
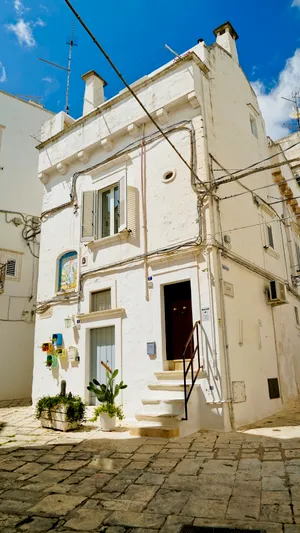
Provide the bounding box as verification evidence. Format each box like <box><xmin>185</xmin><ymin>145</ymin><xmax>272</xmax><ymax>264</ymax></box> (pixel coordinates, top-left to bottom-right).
<box><xmin>2</xmin><ymin>401</ymin><xmax>300</xmax><ymax>532</ymax></box>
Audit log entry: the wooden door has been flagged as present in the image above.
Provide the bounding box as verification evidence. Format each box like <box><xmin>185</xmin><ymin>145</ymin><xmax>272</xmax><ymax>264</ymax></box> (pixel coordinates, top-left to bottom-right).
<box><xmin>164</xmin><ymin>281</ymin><xmax>193</xmax><ymax>361</ymax></box>
<box><xmin>90</xmin><ymin>326</ymin><xmax>115</xmax><ymax>405</ymax></box>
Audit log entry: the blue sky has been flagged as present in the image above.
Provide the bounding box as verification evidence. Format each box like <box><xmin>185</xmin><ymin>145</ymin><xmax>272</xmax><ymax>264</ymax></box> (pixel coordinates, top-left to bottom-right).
<box><xmin>1</xmin><ymin>0</ymin><xmax>300</xmax><ymax>139</ymax></box>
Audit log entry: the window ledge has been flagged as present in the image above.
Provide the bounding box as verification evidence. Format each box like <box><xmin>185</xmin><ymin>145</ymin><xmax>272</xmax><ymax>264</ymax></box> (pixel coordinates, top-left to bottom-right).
<box><xmin>56</xmin><ymin>289</ymin><xmax>77</xmax><ymax>297</ymax></box>
<box><xmin>264</xmin><ymin>246</ymin><xmax>280</xmax><ymax>260</ymax></box>
<box><xmin>77</xmin><ymin>308</ymin><xmax>125</xmax><ymax>322</ymax></box>
<box><xmin>87</xmin><ymin>230</ymin><xmax>130</xmax><ymax>250</ymax></box>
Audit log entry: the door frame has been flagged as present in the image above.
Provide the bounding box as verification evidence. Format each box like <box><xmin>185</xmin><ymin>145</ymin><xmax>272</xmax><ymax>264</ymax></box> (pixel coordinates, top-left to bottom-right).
<box><xmin>83</xmin><ymin>316</ymin><xmax>122</xmax><ymax>404</ymax></box>
<box><xmin>161</xmin><ymin>277</ymin><xmax>195</xmax><ymax>370</ymax></box>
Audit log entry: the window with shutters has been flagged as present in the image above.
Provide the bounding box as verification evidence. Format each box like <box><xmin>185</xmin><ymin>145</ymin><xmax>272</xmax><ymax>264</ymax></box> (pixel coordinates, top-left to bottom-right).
<box><xmin>266</xmin><ymin>224</ymin><xmax>274</xmax><ymax>249</ymax></box>
<box><xmin>81</xmin><ymin>175</ymin><xmax>127</xmax><ymax>242</ymax></box>
<box><xmin>58</xmin><ymin>251</ymin><xmax>78</xmax><ymax>292</ymax></box>
<box><xmin>250</xmin><ymin>114</ymin><xmax>258</xmax><ymax>138</ymax></box>
<box><xmin>91</xmin><ymin>289</ymin><xmax>111</xmax><ymax>312</ymax></box>
<box><xmin>0</xmin><ymin>249</ymin><xmax>22</xmax><ymax>281</ymax></box>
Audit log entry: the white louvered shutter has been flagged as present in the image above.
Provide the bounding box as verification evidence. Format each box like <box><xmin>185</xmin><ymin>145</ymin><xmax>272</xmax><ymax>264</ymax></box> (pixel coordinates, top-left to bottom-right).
<box><xmin>118</xmin><ymin>174</ymin><xmax>127</xmax><ymax>232</ymax></box>
<box><xmin>81</xmin><ymin>191</ymin><xmax>96</xmax><ymax>242</ymax></box>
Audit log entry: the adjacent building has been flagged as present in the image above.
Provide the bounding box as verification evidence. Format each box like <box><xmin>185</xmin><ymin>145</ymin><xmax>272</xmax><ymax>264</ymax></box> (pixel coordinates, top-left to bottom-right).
<box><xmin>0</xmin><ymin>91</ymin><xmax>53</xmax><ymax>401</ymax></box>
<box><xmin>32</xmin><ymin>22</ymin><xmax>300</xmax><ymax>435</ymax></box>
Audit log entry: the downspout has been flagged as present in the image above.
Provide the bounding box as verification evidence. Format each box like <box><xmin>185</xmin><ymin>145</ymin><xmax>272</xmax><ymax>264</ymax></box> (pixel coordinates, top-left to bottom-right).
<box><xmin>199</xmin><ymin>68</ymin><xmax>234</xmax><ymax>430</ymax></box>
<box><xmin>141</xmin><ymin>125</ymin><xmax>149</xmax><ymax>301</ymax></box>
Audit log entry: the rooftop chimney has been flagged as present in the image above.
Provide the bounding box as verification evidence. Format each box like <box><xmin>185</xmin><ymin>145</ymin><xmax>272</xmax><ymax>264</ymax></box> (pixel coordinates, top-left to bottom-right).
<box><xmin>213</xmin><ymin>21</ymin><xmax>239</xmax><ymax>63</ymax></box>
<box><xmin>81</xmin><ymin>70</ymin><xmax>107</xmax><ymax>116</ymax></box>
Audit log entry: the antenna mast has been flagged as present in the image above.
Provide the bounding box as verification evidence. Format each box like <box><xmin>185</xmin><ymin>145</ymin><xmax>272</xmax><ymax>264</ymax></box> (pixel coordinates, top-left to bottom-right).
<box><xmin>65</xmin><ymin>21</ymin><xmax>77</xmax><ymax>114</ymax></box>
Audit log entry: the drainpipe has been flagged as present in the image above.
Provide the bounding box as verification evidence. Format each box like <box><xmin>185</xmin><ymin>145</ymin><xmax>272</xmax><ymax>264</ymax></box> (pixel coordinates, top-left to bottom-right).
<box><xmin>140</xmin><ymin>125</ymin><xmax>149</xmax><ymax>302</ymax></box>
<box><xmin>217</xmin><ymin>247</ymin><xmax>235</xmax><ymax>429</ymax></box>
<box><xmin>198</xmin><ymin>69</ymin><xmax>234</xmax><ymax>430</ymax></box>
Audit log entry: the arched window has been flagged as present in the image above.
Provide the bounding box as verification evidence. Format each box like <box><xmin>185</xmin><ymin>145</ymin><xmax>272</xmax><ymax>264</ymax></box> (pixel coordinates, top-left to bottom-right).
<box><xmin>58</xmin><ymin>251</ymin><xmax>78</xmax><ymax>292</ymax></box>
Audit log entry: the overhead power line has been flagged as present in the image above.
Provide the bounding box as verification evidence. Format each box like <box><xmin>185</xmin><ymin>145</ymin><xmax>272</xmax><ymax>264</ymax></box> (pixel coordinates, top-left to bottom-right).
<box><xmin>64</xmin><ymin>0</ymin><xmax>210</xmax><ymax>193</ymax></box>
<box><xmin>219</xmin><ymin>174</ymin><xmax>300</xmax><ymax>202</ymax></box>
<box><xmin>212</xmin><ymin>138</ymin><xmax>300</xmax><ymax>183</ymax></box>
<box><xmin>214</xmin><ymin>157</ymin><xmax>300</xmax><ymax>187</ymax></box>
<box><xmin>214</xmin><ymin>214</ymin><xmax>295</xmax><ymax>238</ymax></box>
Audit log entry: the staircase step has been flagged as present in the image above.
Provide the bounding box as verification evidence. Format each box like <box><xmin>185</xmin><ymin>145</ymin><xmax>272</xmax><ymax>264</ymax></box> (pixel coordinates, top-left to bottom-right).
<box><xmin>142</xmin><ymin>398</ymin><xmax>184</xmax><ymax>405</ymax></box>
<box><xmin>148</xmin><ymin>383</ymin><xmax>188</xmax><ymax>392</ymax></box>
<box><xmin>130</xmin><ymin>425</ymin><xmax>180</xmax><ymax>438</ymax></box>
<box><xmin>136</xmin><ymin>412</ymin><xmax>179</xmax><ymax>420</ymax></box>
<box><xmin>155</xmin><ymin>370</ymin><xmax>206</xmax><ymax>381</ymax></box>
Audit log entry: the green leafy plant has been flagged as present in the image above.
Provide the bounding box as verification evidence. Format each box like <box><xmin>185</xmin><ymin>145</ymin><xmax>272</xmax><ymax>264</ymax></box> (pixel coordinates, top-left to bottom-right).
<box><xmin>91</xmin><ymin>403</ymin><xmax>124</xmax><ymax>421</ymax></box>
<box><xmin>87</xmin><ymin>368</ymin><xmax>127</xmax><ymax>422</ymax></box>
<box><xmin>35</xmin><ymin>394</ymin><xmax>86</xmax><ymax>423</ymax></box>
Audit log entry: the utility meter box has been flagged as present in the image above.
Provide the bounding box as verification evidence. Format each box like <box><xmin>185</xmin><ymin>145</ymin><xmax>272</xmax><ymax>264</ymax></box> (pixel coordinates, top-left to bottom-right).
<box><xmin>52</xmin><ymin>333</ymin><xmax>63</xmax><ymax>346</ymax></box>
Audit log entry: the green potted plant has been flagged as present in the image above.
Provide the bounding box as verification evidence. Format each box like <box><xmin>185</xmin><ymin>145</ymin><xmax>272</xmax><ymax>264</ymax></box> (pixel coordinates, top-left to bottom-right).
<box><xmin>35</xmin><ymin>381</ymin><xmax>86</xmax><ymax>432</ymax></box>
<box><xmin>87</xmin><ymin>367</ymin><xmax>127</xmax><ymax>431</ymax></box>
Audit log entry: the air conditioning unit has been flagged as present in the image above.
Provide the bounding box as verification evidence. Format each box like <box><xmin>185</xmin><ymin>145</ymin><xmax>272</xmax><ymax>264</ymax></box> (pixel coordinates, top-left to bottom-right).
<box><xmin>268</xmin><ymin>280</ymin><xmax>287</xmax><ymax>305</ymax></box>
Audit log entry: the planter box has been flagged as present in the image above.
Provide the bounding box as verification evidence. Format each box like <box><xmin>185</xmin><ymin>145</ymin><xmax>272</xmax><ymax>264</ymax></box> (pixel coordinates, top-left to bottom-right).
<box><xmin>40</xmin><ymin>405</ymin><xmax>80</xmax><ymax>432</ymax></box>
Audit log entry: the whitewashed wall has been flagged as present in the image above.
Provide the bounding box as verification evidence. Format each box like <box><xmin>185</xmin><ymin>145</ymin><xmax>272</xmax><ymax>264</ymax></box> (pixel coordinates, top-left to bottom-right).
<box><xmin>0</xmin><ymin>92</ymin><xmax>52</xmax><ymax>400</ymax></box>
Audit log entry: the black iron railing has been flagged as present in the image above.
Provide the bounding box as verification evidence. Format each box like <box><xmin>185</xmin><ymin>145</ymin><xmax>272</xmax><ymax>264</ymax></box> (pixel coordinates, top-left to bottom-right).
<box><xmin>0</xmin><ymin>263</ymin><xmax>6</xmax><ymax>293</ymax></box>
<box><xmin>182</xmin><ymin>320</ymin><xmax>204</xmax><ymax>420</ymax></box>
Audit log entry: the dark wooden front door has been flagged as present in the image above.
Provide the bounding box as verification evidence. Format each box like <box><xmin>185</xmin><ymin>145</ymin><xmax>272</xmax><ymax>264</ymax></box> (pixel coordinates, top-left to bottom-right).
<box><xmin>164</xmin><ymin>281</ymin><xmax>193</xmax><ymax>360</ymax></box>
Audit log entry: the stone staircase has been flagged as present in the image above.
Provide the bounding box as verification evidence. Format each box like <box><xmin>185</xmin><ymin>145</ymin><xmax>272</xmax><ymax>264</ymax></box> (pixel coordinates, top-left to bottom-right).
<box><xmin>130</xmin><ymin>367</ymin><xmax>207</xmax><ymax>438</ymax></box>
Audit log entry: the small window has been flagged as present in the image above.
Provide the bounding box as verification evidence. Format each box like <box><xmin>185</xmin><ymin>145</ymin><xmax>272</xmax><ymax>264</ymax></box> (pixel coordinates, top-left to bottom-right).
<box><xmin>295</xmin><ymin>306</ymin><xmax>300</xmax><ymax>327</ymax></box>
<box><xmin>267</xmin><ymin>224</ymin><xmax>274</xmax><ymax>249</ymax></box>
<box><xmin>91</xmin><ymin>289</ymin><xmax>111</xmax><ymax>312</ymax></box>
<box><xmin>6</xmin><ymin>259</ymin><xmax>16</xmax><ymax>278</ymax></box>
<box><xmin>81</xmin><ymin>175</ymin><xmax>127</xmax><ymax>242</ymax></box>
<box><xmin>296</xmin><ymin>243</ymin><xmax>300</xmax><ymax>271</ymax></box>
<box><xmin>268</xmin><ymin>378</ymin><xmax>280</xmax><ymax>399</ymax></box>
<box><xmin>58</xmin><ymin>251</ymin><xmax>78</xmax><ymax>292</ymax></box>
<box><xmin>250</xmin><ymin>115</ymin><xmax>258</xmax><ymax>138</ymax></box>
<box><xmin>101</xmin><ymin>185</ymin><xmax>119</xmax><ymax>238</ymax></box>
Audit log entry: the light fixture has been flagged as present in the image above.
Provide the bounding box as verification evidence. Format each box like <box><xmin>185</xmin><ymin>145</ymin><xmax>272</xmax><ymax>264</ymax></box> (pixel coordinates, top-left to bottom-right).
<box><xmin>64</xmin><ymin>315</ymin><xmax>72</xmax><ymax>328</ymax></box>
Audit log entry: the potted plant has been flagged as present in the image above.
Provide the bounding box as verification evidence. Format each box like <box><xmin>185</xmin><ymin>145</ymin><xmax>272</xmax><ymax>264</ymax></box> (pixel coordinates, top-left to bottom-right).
<box><xmin>87</xmin><ymin>367</ymin><xmax>127</xmax><ymax>431</ymax></box>
<box><xmin>36</xmin><ymin>382</ymin><xmax>86</xmax><ymax>431</ymax></box>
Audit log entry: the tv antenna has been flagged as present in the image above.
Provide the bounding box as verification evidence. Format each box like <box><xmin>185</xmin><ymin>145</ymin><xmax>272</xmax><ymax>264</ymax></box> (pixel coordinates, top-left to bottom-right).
<box><xmin>38</xmin><ymin>21</ymin><xmax>77</xmax><ymax>114</ymax></box>
<box><xmin>15</xmin><ymin>94</ymin><xmax>42</xmax><ymax>103</ymax></box>
<box><xmin>282</xmin><ymin>91</ymin><xmax>300</xmax><ymax>131</ymax></box>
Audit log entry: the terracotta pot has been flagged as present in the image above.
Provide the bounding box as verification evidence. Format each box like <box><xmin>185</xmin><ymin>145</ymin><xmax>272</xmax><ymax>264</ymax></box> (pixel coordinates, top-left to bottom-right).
<box><xmin>99</xmin><ymin>413</ymin><xmax>117</xmax><ymax>431</ymax></box>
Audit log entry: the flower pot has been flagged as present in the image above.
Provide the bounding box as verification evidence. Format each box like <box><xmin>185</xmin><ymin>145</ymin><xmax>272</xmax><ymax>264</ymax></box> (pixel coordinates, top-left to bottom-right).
<box><xmin>40</xmin><ymin>406</ymin><xmax>80</xmax><ymax>432</ymax></box>
<box><xmin>99</xmin><ymin>412</ymin><xmax>117</xmax><ymax>431</ymax></box>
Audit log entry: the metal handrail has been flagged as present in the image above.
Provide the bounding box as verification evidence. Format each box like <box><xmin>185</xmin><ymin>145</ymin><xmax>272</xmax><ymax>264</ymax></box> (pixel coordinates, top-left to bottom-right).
<box><xmin>182</xmin><ymin>320</ymin><xmax>204</xmax><ymax>420</ymax></box>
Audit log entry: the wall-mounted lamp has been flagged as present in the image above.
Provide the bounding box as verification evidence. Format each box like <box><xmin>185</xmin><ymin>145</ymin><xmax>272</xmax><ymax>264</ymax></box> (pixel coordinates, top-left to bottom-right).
<box><xmin>64</xmin><ymin>315</ymin><xmax>72</xmax><ymax>328</ymax></box>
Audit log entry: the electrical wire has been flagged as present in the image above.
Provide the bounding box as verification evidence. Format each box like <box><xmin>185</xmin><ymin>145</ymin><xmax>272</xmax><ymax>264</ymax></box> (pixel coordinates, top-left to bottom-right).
<box><xmin>213</xmin><ymin>157</ymin><xmax>300</xmax><ymax>187</ymax></box>
<box><xmin>213</xmin><ymin>214</ymin><xmax>294</xmax><ymax>238</ymax></box>
<box><xmin>64</xmin><ymin>0</ymin><xmax>210</xmax><ymax>194</ymax></box>
<box><xmin>219</xmin><ymin>173</ymin><xmax>300</xmax><ymax>202</ymax></box>
<box><xmin>211</xmin><ymin>138</ymin><xmax>300</xmax><ymax>183</ymax></box>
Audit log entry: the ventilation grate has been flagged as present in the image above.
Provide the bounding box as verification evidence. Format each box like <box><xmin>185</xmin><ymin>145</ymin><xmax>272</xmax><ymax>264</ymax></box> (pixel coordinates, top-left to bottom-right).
<box><xmin>180</xmin><ymin>526</ymin><xmax>266</xmax><ymax>533</ymax></box>
<box><xmin>6</xmin><ymin>260</ymin><xmax>16</xmax><ymax>277</ymax></box>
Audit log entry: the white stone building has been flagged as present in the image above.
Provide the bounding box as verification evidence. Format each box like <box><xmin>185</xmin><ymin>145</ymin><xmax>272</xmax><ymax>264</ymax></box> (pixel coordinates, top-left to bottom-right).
<box><xmin>0</xmin><ymin>91</ymin><xmax>53</xmax><ymax>401</ymax></box>
<box><xmin>33</xmin><ymin>22</ymin><xmax>300</xmax><ymax>435</ymax></box>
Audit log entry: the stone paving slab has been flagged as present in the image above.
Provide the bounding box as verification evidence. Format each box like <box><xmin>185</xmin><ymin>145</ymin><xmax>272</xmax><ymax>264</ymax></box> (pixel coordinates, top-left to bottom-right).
<box><xmin>2</xmin><ymin>401</ymin><xmax>300</xmax><ymax>530</ymax></box>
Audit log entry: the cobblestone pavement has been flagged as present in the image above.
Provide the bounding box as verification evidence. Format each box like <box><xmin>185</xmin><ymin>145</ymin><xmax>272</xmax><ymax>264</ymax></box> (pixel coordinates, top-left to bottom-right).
<box><xmin>2</xmin><ymin>400</ymin><xmax>300</xmax><ymax>532</ymax></box>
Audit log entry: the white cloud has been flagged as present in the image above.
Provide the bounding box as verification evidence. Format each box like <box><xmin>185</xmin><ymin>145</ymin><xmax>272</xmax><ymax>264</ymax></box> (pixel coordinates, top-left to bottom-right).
<box><xmin>13</xmin><ymin>0</ymin><xmax>29</xmax><ymax>15</ymax></box>
<box><xmin>292</xmin><ymin>0</ymin><xmax>300</xmax><ymax>7</ymax></box>
<box><xmin>39</xmin><ymin>4</ymin><xmax>49</xmax><ymax>13</ymax></box>
<box><xmin>33</xmin><ymin>17</ymin><xmax>46</xmax><ymax>27</ymax></box>
<box><xmin>0</xmin><ymin>62</ymin><xmax>7</xmax><ymax>83</ymax></box>
<box><xmin>7</xmin><ymin>19</ymin><xmax>36</xmax><ymax>47</ymax></box>
<box><xmin>252</xmin><ymin>49</ymin><xmax>300</xmax><ymax>140</ymax></box>
<box><xmin>42</xmin><ymin>76</ymin><xmax>54</xmax><ymax>83</ymax></box>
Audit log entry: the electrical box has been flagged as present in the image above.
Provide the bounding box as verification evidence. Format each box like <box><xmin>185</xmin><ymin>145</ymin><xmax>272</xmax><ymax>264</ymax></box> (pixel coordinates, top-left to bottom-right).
<box><xmin>147</xmin><ymin>342</ymin><xmax>156</xmax><ymax>356</ymax></box>
<box><xmin>52</xmin><ymin>333</ymin><xmax>63</xmax><ymax>346</ymax></box>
